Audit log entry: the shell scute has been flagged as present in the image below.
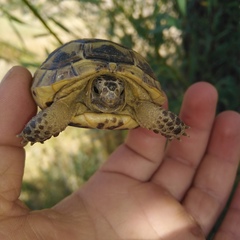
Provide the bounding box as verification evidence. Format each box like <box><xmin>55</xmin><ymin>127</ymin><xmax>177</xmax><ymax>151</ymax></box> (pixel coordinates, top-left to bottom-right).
<box><xmin>41</xmin><ymin>42</ymin><xmax>85</xmax><ymax>70</ymax></box>
<box><xmin>84</xmin><ymin>42</ymin><xmax>134</xmax><ymax>64</ymax></box>
<box><xmin>131</xmin><ymin>51</ymin><xmax>157</xmax><ymax>81</ymax></box>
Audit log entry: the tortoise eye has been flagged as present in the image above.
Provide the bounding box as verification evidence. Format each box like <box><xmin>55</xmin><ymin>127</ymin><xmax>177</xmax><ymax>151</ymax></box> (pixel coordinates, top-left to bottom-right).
<box><xmin>94</xmin><ymin>86</ymin><xmax>99</xmax><ymax>94</ymax></box>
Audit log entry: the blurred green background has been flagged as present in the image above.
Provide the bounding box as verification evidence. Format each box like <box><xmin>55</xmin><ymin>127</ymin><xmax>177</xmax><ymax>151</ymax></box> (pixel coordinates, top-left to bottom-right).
<box><xmin>0</xmin><ymin>0</ymin><xmax>239</xmax><ymax>238</ymax></box>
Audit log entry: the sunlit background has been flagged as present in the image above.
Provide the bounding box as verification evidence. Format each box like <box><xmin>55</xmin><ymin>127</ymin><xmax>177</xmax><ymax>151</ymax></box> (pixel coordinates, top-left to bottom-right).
<box><xmin>0</xmin><ymin>0</ymin><xmax>239</xmax><ymax>237</ymax></box>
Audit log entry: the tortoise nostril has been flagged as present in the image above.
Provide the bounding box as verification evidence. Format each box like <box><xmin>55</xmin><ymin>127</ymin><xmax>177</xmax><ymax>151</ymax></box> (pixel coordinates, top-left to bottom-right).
<box><xmin>106</xmin><ymin>82</ymin><xmax>117</xmax><ymax>91</ymax></box>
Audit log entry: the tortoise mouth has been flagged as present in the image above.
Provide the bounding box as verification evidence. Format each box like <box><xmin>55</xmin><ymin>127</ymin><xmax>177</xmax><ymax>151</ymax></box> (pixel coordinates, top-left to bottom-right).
<box><xmin>90</xmin><ymin>75</ymin><xmax>125</xmax><ymax>113</ymax></box>
<box><xmin>91</xmin><ymin>97</ymin><xmax>125</xmax><ymax>112</ymax></box>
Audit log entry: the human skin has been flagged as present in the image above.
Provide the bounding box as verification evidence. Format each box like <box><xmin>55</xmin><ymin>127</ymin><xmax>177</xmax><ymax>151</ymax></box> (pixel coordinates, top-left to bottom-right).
<box><xmin>0</xmin><ymin>66</ymin><xmax>239</xmax><ymax>239</ymax></box>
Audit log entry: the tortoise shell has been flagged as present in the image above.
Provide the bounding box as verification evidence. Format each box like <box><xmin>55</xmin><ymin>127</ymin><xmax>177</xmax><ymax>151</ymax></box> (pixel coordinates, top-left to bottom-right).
<box><xmin>32</xmin><ymin>39</ymin><xmax>165</xmax><ymax>110</ymax></box>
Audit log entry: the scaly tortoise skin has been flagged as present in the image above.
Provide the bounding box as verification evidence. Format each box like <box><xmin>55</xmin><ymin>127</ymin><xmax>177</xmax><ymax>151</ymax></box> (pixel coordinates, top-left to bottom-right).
<box><xmin>18</xmin><ymin>39</ymin><xmax>189</xmax><ymax>145</ymax></box>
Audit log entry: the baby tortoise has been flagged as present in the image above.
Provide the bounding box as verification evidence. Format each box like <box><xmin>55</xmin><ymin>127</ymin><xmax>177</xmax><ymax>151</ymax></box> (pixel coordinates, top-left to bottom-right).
<box><xmin>18</xmin><ymin>39</ymin><xmax>189</xmax><ymax>145</ymax></box>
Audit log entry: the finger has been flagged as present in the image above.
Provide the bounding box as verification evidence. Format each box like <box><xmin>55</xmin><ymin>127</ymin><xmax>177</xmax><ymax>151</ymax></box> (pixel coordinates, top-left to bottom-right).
<box><xmin>183</xmin><ymin>111</ymin><xmax>240</xmax><ymax>235</ymax></box>
<box><xmin>0</xmin><ymin>66</ymin><xmax>36</xmax><ymax>205</ymax></box>
<box><xmin>214</xmin><ymin>183</ymin><xmax>240</xmax><ymax>240</ymax></box>
<box><xmin>0</xmin><ymin>66</ymin><xmax>36</xmax><ymax>146</ymax></box>
<box><xmin>151</xmin><ymin>82</ymin><xmax>218</xmax><ymax>199</ymax></box>
<box><xmin>101</xmin><ymin>128</ymin><xmax>166</xmax><ymax>181</ymax></box>
<box><xmin>101</xmin><ymin>96</ymin><xmax>169</xmax><ymax>181</ymax></box>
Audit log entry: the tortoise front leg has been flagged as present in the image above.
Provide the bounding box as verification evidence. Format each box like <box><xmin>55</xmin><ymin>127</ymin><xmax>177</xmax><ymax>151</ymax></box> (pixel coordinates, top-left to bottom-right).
<box><xmin>18</xmin><ymin>100</ymin><xmax>77</xmax><ymax>145</ymax></box>
<box><xmin>133</xmin><ymin>101</ymin><xmax>189</xmax><ymax>140</ymax></box>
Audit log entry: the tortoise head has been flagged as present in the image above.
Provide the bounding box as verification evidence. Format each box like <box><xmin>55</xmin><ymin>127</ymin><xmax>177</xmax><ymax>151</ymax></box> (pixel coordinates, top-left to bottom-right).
<box><xmin>91</xmin><ymin>74</ymin><xmax>125</xmax><ymax>112</ymax></box>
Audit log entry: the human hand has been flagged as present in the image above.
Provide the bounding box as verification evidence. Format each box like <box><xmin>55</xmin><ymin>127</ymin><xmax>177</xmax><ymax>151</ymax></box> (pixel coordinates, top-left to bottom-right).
<box><xmin>0</xmin><ymin>66</ymin><xmax>239</xmax><ymax>240</ymax></box>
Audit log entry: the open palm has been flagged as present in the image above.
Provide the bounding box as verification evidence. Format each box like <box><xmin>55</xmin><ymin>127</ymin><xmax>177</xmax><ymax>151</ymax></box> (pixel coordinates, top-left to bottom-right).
<box><xmin>0</xmin><ymin>66</ymin><xmax>240</xmax><ymax>240</ymax></box>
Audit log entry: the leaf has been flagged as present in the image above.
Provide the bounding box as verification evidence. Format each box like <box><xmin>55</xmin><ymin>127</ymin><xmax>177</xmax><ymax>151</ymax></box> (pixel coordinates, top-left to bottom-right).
<box><xmin>177</xmin><ymin>0</ymin><xmax>186</xmax><ymax>16</ymax></box>
<box><xmin>21</xmin><ymin>0</ymin><xmax>63</xmax><ymax>44</ymax></box>
<box><xmin>0</xmin><ymin>7</ymin><xmax>25</xmax><ymax>24</ymax></box>
<box><xmin>49</xmin><ymin>17</ymin><xmax>70</xmax><ymax>33</ymax></box>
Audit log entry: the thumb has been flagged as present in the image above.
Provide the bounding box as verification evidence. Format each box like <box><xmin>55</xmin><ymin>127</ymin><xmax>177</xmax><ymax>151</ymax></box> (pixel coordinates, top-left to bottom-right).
<box><xmin>0</xmin><ymin>66</ymin><xmax>36</xmax><ymax>146</ymax></box>
<box><xmin>0</xmin><ymin>66</ymin><xmax>36</xmax><ymax>206</ymax></box>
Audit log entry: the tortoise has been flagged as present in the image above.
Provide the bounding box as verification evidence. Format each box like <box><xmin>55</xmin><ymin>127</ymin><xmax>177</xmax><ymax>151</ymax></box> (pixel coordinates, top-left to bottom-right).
<box><xmin>18</xmin><ymin>38</ymin><xmax>189</xmax><ymax>145</ymax></box>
